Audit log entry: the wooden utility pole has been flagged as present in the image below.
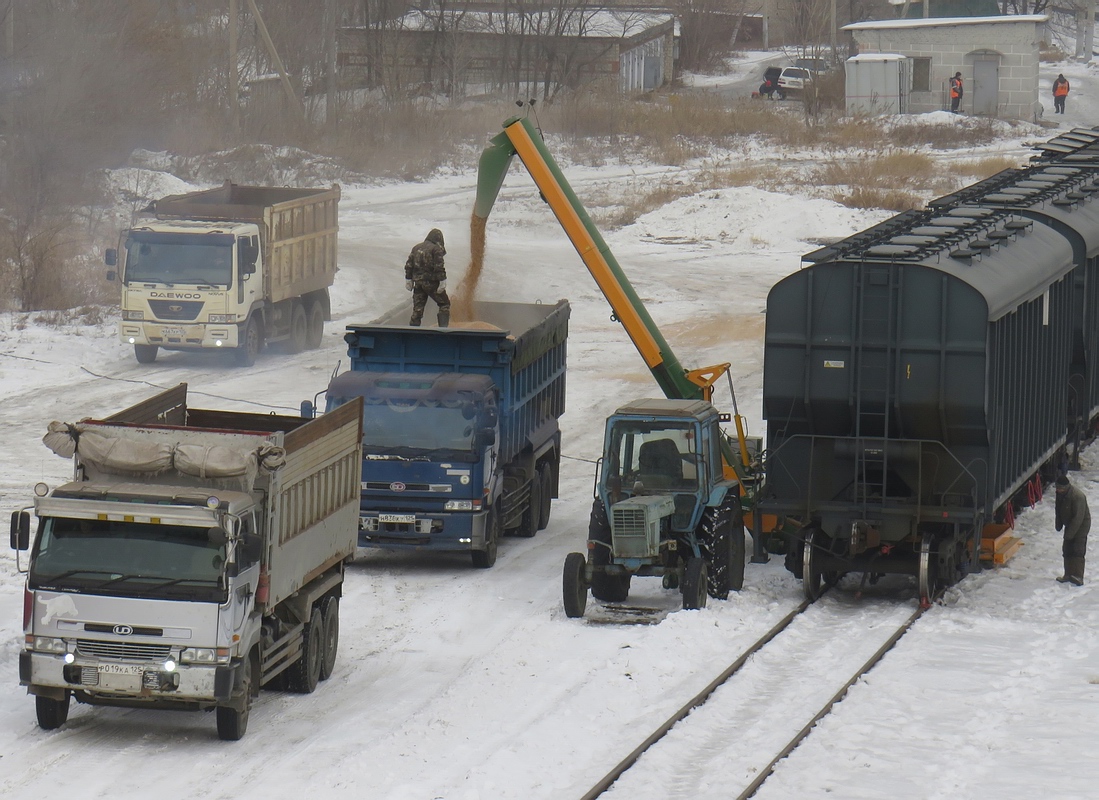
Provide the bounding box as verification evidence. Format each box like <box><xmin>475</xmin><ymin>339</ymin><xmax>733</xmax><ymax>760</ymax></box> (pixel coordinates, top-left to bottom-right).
<box><xmin>325</xmin><ymin>0</ymin><xmax>337</xmax><ymax>130</ymax></box>
<box><xmin>229</xmin><ymin>0</ymin><xmax>239</xmax><ymax>132</ymax></box>
<box><xmin>3</xmin><ymin>1</ymin><xmax>12</xmax><ymax>135</ymax></box>
<box><xmin>245</xmin><ymin>0</ymin><xmax>306</xmax><ymax>122</ymax></box>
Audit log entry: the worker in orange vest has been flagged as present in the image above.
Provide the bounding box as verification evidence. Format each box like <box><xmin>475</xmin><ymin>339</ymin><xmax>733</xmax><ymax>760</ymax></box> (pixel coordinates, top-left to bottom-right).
<box><xmin>949</xmin><ymin>72</ymin><xmax>963</xmax><ymax>113</ymax></box>
<box><xmin>1053</xmin><ymin>73</ymin><xmax>1070</xmax><ymax>114</ymax></box>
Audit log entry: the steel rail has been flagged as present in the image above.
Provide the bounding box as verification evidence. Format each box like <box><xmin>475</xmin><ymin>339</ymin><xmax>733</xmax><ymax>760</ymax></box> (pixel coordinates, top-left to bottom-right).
<box><xmin>578</xmin><ymin>599</ymin><xmax>812</xmax><ymax>800</ymax></box>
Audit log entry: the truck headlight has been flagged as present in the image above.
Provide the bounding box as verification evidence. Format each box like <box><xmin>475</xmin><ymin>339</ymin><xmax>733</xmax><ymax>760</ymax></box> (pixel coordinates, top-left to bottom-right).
<box><xmin>31</xmin><ymin>637</ymin><xmax>67</xmax><ymax>654</ymax></box>
<box><xmin>208</xmin><ymin>314</ymin><xmax>237</xmax><ymax>324</ymax></box>
<box><xmin>444</xmin><ymin>500</ymin><xmax>473</xmax><ymax>511</ymax></box>
<box><xmin>180</xmin><ymin>647</ymin><xmax>231</xmax><ymax>664</ymax></box>
<box><xmin>122</xmin><ymin>310</ymin><xmax>145</xmax><ymax>321</ymax></box>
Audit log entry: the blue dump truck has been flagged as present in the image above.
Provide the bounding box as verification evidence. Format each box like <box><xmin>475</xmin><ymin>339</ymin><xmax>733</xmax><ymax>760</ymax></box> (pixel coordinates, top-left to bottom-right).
<box><xmin>314</xmin><ymin>299</ymin><xmax>569</xmax><ymax>567</ymax></box>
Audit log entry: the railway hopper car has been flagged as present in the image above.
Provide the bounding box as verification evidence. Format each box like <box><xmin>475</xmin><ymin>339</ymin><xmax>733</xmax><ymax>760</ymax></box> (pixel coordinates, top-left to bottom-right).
<box><xmin>762</xmin><ymin>206</ymin><xmax>1077</xmax><ymax>603</ymax></box>
<box><xmin>930</xmin><ymin>163</ymin><xmax>1099</xmax><ymax>464</ymax></box>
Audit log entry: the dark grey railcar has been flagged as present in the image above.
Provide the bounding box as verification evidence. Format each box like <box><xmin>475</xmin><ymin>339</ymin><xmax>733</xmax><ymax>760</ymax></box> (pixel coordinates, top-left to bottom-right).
<box><xmin>931</xmin><ymin>164</ymin><xmax>1099</xmax><ymax>461</ymax></box>
<box><xmin>762</xmin><ymin>206</ymin><xmax>1076</xmax><ymax>602</ymax></box>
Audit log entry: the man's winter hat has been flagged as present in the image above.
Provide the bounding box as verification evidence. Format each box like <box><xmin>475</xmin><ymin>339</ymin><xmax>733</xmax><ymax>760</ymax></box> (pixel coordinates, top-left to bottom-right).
<box><xmin>954</xmin><ymin>72</ymin><xmax>962</xmax><ymax>77</ymax></box>
<box><xmin>1056</xmin><ymin>475</ymin><xmax>1070</xmax><ymax>488</ymax></box>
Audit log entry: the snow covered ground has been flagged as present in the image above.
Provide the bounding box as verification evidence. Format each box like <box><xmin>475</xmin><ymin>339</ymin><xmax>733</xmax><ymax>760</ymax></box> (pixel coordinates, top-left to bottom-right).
<box><xmin>2</xmin><ymin>56</ymin><xmax>1099</xmax><ymax>799</ymax></box>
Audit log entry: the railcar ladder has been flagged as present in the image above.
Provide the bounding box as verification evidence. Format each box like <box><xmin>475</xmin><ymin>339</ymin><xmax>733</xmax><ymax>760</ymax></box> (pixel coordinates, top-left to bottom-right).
<box><xmin>853</xmin><ymin>265</ymin><xmax>898</xmax><ymax>508</ymax></box>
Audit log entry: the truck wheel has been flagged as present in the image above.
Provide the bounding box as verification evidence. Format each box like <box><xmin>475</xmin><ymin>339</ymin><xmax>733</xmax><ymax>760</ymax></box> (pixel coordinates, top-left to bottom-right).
<box><xmin>537</xmin><ymin>465</ymin><xmax>553</xmax><ymax>531</ymax></box>
<box><xmin>516</xmin><ymin>476</ymin><xmax>540</xmax><ymax>538</ymax></box>
<box><xmin>287</xmin><ymin>303</ymin><xmax>308</xmax><ymax>354</ymax></box>
<box><xmin>319</xmin><ymin>596</ymin><xmax>339</xmax><ymax>681</ymax></box>
<box><xmin>589</xmin><ymin>500</ymin><xmax>631</xmax><ymax>602</ymax></box>
<box><xmin>306</xmin><ymin>302</ymin><xmax>325</xmax><ymax>350</ymax></box>
<box><xmin>472</xmin><ymin>507</ymin><xmax>499</xmax><ymax>568</ymax></box>
<box><xmin>562</xmin><ymin>552</ymin><xmax>588</xmax><ymax>618</ymax></box>
<box><xmin>35</xmin><ymin>691</ymin><xmax>71</xmax><ymax>730</ymax></box>
<box><xmin>235</xmin><ymin>317</ymin><xmax>262</xmax><ymax>367</ymax></box>
<box><xmin>287</xmin><ymin>607</ymin><xmax>323</xmax><ymax>693</ymax></box>
<box><xmin>216</xmin><ymin>656</ymin><xmax>253</xmax><ymax>741</ymax></box>
<box><xmin>134</xmin><ymin>344</ymin><xmax>158</xmax><ymax>364</ymax></box>
<box><xmin>681</xmin><ymin>557</ymin><xmax>708</xmax><ymax>611</ymax></box>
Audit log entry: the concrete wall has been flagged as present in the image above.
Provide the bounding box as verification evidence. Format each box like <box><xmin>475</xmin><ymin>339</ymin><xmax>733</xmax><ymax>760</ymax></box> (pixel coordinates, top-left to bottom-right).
<box><xmin>846</xmin><ymin>18</ymin><xmax>1044</xmax><ymax>122</ymax></box>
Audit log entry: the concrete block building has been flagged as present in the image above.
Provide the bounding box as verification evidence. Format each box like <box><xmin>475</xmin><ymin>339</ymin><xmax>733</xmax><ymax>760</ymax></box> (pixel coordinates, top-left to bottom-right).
<box><xmin>843</xmin><ymin>15</ymin><xmax>1047</xmax><ymax>121</ymax></box>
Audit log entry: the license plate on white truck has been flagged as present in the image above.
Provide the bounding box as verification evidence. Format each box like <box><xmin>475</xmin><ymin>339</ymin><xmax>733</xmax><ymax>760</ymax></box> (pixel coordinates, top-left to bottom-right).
<box><xmin>378</xmin><ymin>513</ymin><xmax>416</xmax><ymax>523</ymax></box>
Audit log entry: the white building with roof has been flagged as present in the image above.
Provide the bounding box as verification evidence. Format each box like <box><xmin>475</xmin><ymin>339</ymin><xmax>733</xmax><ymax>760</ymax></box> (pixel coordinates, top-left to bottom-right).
<box><xmin>843</xmin><ymin>15</ymin><xmax>1048</xmax><ymax>121</ymax></box>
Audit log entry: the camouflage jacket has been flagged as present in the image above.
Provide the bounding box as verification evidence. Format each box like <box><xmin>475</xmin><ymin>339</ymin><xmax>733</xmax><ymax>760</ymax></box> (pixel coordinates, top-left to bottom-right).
<box><xmin>404</xmin><ymin>240</ymin><xmax>447</xmax><ymax>283</ymax></box>
<box><xmin>1056</xmin><ymin>484</ymin><xmax>1091</xmax><ymax>541</ymax></box>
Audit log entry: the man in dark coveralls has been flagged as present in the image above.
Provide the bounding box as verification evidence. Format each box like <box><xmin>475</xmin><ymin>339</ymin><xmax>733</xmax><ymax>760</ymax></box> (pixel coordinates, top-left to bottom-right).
<box><xmin>1055</xmin><ymin>474</ymin><xmax>1090</xmax><ymax>586</ymax></box>
<box><xmin>404</xmin><ymin>228</ymin><xmax>450</xmax><ymax>327</ymax></box>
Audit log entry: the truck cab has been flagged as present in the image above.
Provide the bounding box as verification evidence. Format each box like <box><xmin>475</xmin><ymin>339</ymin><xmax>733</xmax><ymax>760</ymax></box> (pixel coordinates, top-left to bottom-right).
<box><xmin>325</xmin><ymin>370</ymin><xmax>501</xmax><ymax>559</ymax></box>
<box><xmin>109</xmin><ymin>221</ymin><xmax>262</xmax><ymax>364</ymax></box>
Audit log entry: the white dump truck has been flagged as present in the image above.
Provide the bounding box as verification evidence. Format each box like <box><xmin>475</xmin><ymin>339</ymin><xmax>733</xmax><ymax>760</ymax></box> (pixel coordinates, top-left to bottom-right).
<box><xmin>106</xmin><ymin>181</ymin><xmax>340</xmax><ymax>366</ymax></box>
<box><xmin>10</xmin><ymin>383</ymin><xmax>362</xmax><ymax>740</ymax></box>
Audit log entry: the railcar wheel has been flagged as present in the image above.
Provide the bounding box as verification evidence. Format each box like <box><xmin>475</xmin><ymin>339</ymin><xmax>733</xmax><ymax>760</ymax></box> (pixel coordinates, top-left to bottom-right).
<box><xmin>918</xmin><ymin>531</ymin><xmax>939</xmax><ymax>605</ymax></box>
<box><xmin>562</xmin><ymin>552</ymin><xmax>588</xmax><ymax>618</ymax></box>
<box><xmin>682</xmin><ymin>557</ymin><xmax>708</xmax><ymax>610</ymax></box>
<box><xmin>803</xmin><ymin>528</ymin><xmax>824</xmax><ymax>601</ymax></box>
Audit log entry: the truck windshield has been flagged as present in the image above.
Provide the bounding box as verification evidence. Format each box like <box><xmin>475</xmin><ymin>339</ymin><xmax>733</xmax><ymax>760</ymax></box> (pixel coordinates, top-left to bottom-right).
<box><xmin>30</xmin><ymin>517</ymin><xmax>228</xmax><ymax>602</ymax></box>
<box><xmin>330</xmin><ymin>395</ymin><xmax>477</xmax><ymax>457</ymax></box>
<box><xmin>605</xmin><ymin>422</ymin><xmax>700</xmax><ymax>495</ymax></box>
<box><xmin>123</xmin><ymin>232</ymin><xmax>234</xmax><ymax>286</ymax></box>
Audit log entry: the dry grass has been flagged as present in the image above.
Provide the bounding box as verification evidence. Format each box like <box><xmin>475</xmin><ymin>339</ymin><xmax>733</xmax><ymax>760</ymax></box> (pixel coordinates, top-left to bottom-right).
<box><xmin>953</xmin><ymin>155</ymin><xmax>1025</xmax><ymax>179</ymax></box>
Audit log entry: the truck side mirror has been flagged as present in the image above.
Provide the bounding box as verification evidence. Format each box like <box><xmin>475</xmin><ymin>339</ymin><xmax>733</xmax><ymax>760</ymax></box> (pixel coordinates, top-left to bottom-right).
<box><xmin>477</xmin><ymin>427</ymin><xmax>497</xmax><ymax>448</ymax></box>
<box><xmin>106</xmin><ymin>270</ymin><xmax>116</xmax><ymax>282</ymax></box>
<box><xmin>105</xmin><ymin>248</ymin><xmax>117</xmax><ymax>267</ymax></box>
<box><xmin>10</xmin><ymin>510</ymin><xmax>30</xmax><ymax>551</ymax></box>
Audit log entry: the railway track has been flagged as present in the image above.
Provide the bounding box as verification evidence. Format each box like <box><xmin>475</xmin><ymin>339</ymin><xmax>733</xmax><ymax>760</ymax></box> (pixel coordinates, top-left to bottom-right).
<box><xmin>580</xmin><ymin>587</ymin><xmax>930</xmax><ymax>800</ymax></box>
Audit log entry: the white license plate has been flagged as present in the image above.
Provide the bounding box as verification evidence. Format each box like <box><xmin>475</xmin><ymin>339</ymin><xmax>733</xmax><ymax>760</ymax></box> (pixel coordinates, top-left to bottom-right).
<box><xmin>160</xmin><ymin>326</ymin><xmax>185</xmax><ymax>336</ymax></box>
<box><xmin>378</xmin><ymin>513</ymin><xmax>416</xmax><ymax>524</ymax></box>
<box><xmin>98</xmin><ymin>663</ymin><xmax>146</xmax><ymax>675</ymax></box>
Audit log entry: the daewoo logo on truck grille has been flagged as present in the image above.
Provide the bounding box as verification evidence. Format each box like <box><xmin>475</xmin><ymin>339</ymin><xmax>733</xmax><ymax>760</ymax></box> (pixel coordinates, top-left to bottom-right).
<box><xmin>390</xmin><ymin>482</ymin><xmax>406</xmax><ymax>492</ymax></box>
<box><xmin>149</xmin><ymin>292</ymin><xmax>202</xmax><ymax>299</ymax></box>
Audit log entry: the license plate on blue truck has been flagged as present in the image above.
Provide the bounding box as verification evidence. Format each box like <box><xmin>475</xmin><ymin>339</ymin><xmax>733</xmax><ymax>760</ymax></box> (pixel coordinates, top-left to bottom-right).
<box><xmin>378</xmin><ymin>513</ymin><xmax>416</xmax><ymax>523</ymax></box>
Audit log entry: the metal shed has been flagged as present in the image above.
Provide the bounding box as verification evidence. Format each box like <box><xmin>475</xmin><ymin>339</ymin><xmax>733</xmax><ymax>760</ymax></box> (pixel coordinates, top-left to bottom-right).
<box><xmin>845</xmin><ymin>53</ymin><xmax>910</xmax><ymax>115</ymax></box>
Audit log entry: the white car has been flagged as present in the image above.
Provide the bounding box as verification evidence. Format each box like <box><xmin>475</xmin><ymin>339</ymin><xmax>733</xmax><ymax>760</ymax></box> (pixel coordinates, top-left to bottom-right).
<box><xmin>777</xmin><ymin>67</ymin><xmax>814</xmax><ymax>97</ymax></box>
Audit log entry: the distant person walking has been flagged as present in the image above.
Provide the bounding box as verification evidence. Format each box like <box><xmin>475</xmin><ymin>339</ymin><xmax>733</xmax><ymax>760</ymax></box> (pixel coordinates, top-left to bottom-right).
<box><xmin>405</xmin><ymin>228</ymin><xmax>451</xmax><ymax>327</ymax></box>
<box><xmin>949</xmin><ymin>72</ymin><xmax>964</xmax><ymax>113</ymax></box>
<box><xmin>1053</xmin><ymin>74</ymin><xmax>1070</xmax><ymax>114</ymax></box>
<box><xmin>1055</xmin><ymin>474</ymin><xmax>1090</xmax><ymax>586</ymax></box>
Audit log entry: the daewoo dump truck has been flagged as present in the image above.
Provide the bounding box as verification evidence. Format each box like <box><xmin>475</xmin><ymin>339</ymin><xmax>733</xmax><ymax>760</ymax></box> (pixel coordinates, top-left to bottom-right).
<box><xmin>106</xmin><ymin>181</ymin><xmax>340</xmax><ymax>366</ymax></box>
<box><xmin>308</xmin><ymin>299</ymin><xmax>569</xmax><ymax>568</ymax></box>
<box><xmin>10</xmin><ymin>383</ymin><xmax>362</xmax><ymax>740</ymax></box>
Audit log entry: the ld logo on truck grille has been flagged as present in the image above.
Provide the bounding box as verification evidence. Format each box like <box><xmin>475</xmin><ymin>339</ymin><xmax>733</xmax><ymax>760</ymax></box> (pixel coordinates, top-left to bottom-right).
<box><xmin>390</xmin><ymin>482</ymin><xmax>406</xmax><ymax>492</ymax></box>
<box><xmin>113</xmin><ymin>625</ymin><xmax>134</xmax><ymax>636</ymax></box>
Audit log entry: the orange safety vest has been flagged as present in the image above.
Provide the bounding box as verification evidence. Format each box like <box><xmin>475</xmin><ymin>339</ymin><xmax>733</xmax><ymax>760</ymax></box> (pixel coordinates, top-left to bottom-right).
<box><xmin>950</xmin><ymin>77</ymin><xmax>962</xmax><ymax>99</ymax></box>
<box><xmin>1054</xmin><ymin>80</ymin><xmax>1070</xmax><ymax>97</ymax></box>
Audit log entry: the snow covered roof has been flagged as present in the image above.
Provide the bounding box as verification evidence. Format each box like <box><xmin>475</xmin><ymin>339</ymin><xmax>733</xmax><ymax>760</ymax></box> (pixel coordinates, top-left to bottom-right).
<box><xmin>847</xmin><ymin>53</ymin><xmax>908</xmax><ymax>61</ymax></box>
<box><xmin>844</xmin><ymin>13</ymin><xmax>1047</xmax><ymax>31</ymax></box>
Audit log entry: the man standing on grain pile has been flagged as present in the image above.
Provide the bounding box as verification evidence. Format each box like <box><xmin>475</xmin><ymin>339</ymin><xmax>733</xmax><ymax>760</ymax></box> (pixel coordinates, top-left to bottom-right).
<box><xmin>1055</xmin><ymin>474</ymin><xmax>1090</xmax><ymax>586</ymax></box>
<box><xmin>405</xmin><ymin>228</ymin><xmax>450</xmax><ymax>327</ymax></box>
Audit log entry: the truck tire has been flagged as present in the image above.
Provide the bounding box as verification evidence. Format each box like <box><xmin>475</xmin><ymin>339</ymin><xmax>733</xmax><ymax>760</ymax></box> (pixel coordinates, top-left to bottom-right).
<box><xmin>516</xmin><ymin>476</ymin><xmax>540</xmax><ymax>538</ymax></box>
<box><xmin>35</xmin><ymin>691</ymin><xmax>70</xmax><ymax>730</ymax></box>
<box><xmin>537</xmin><ymin>464</ymin><xmax>553</xmax><ymax>531</ymax></box>
<box><xmin>286</xmin><ymin>607</ymin><xmax>323</xmax><ymax>693</ymax></box>
<box><xmin>216</xmin><ymin>655</ymin><xmax>253</xmax><ymax>741</ymax></box>
<box><xmin>472</xmin><ymin>507</ymin><xmax>499</xmax><ymax>568</ymax></box>
<box><xmin>134</xmin><ymin>344</ymin><xmax>158</xmax><ymax>364</ymax></box>
<box><xmin>287</xmin><ymin>303</ymin><xmax>308</xmax><ymax>354</ymax></box>
<box><xmin>319</xmin><ymin>596</ymin><xmax>339</xmax><ymax>681</ymax></box>
<box><xmin>306</xmin><ymin>301</ymin><xmax>325</xmax><ymax>350</ymax></box>
<box><xmin>235</xmin><ymin>317</ymin><xmax>262</xmax><ymax>367</ymax></box>
<box><xmin>589</xmin><ymin>500</ymin><xmax>630</xmax><ymax>602</ymax></box>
